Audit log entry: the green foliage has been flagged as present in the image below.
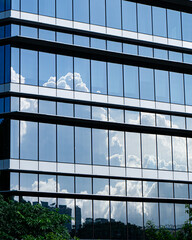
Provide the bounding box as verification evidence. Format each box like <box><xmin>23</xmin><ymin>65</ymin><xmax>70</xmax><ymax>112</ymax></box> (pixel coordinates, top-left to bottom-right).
<box><xmin>0</xmin><ymin>195</ymin><xmax>74</xmax><ymax>240</ymax></box>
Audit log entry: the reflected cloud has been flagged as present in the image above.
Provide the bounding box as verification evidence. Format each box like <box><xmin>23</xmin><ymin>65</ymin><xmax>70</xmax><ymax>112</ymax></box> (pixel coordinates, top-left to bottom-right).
<box><xmin>11</xmin><ymin>67</ymin><xmax>25</xmax><ymax>84</ymax></box>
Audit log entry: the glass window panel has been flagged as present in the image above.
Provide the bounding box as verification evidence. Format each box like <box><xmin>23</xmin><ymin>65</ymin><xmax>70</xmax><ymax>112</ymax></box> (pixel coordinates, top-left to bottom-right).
<box><xmin>169</xmin><ymin>51</ymin><xmax>182</xmax><ymax>62</ymax></box>
<box><xmin>90</xmin><ymin>0</ymin><xmax>105</xmax><ymax>26</ymax></box>
<box><xmin>127</xmin><ymin>180</ymin><xmax>142</xmax><ymax>197</ymax></box>
<box><xmin>124</xmin><ymin>65</ymin><xmax>139</xmax><ymax>99</ymax></box>
<box><xmin>23</xmin><ymin>197</ymin><xmax>38</xmax><ymax>205</ymax></box>
<box><xmin>155</xmin><ymin>70</ymin><xmax>169</xmax><ymax>103</ymax></box>
<box><xmin>141</xmin><ymin>112</ymin><xmax>155</xmax><ymax>126</ymax></box>
<box><xmin>20</xmin><ymin>173</ymin><xmax>38</xmax><ymax>191</ymax></box>
<box><xmin>107</xmin><ymin>41</ymin><xmax>122</xmax><ymax>53</ymax></box>
<box><xmin>74</xmin><ymin>0</ymin><xmax>89</xmax><ymax>23</ymax></box>
<box><xmin>92</xmin><ymin>106</ymin><xmax>107</xmax><ymax>121</ymax></box>
<box><xmin>187</xmin><ymin>118</ymin><xmax>192</xmax><ymax>130</ymax></box>
<box><xmin>10</xmin><ymin>172</ymin><xmax>19</xmax><ymax>190</ymax></box>
<box><xmin>111</xmin><ymin>201</ymin><xmax>127</xmax><ymax>239</ymax></box>
<box><xmin>92</xmin><ymin>129</ymin><xmax>108</xmax><ymax>166</ymax></box>
<box><xmin>91</xmin><ymin>38</ymin><xmax>106</xmax><ymax>50</ymax></box>
<box><xmin>160</xmin><ymin>203</ymin><xmax>174</xmax><ymax>229</ymax></box>
<box><xmin>12</xmin><ymin>0</ymin><xmax>19</xmax><ymax>10</ymax></box>
<box><xmin>76</xmin><ymin>200</ymin><xmax>93</xmax><ymax>239</ymax></box>
<box><xmin>106</xmin><ymin>0</ymin><xmax>121</xmax><ymax>29</ymax></box>
<box><xmin>0</xmin><ymin>46</ymin><xmax>4</xmax><ymax>84</ymax></box>
<box><xmin>11</xmin><ymin>47</ymin><xmax>19</xmax><ymax>83</ymax></box>
<box><xmin>39</xmin><ymin>29</ymin><xmax>55</xmax><ymax>41</ymax></box>
<box><xmin>109</xmin><ymin>108</ymin><xmax>124</xmax><ymax>123</ymax></box>
<box><xmin>91</xmin><ymin>60</ymin><xmax>107</xmax><ymax>94</ymax></box>
<box><xmin>167</xmin><ymin>9</ymin><xmax>181</xmax><ymax>40</ymax></box>
<box><xmin>74</xmin><ymin>58</ymin><xmax>90</xmax><ymax>92</ymax></box>
<box><xmin>139</xmin><ymin>46</ymin><xmax>153</xmax><ymax>58</ymax></box>
<box><xmin>189</xmin><ymin>185</ymin><xmax>192</xmax><ymax>198</ymax></box>
<box><xmin>21</xmin><ymin>0</ymin><xmax>37</xmax><ymax>14</ymax></box>
<box><xmin>57</xmin><ymin>55</ymin><xmax>73</xmax><ymax>90</ymax></box>
<box><xmin>75</xmin><ymin>104</ymin><xmax>91</xmax><ymax>119</ymax></box>
<box><xmin>74</xmin><ymin>35</ymin><xmax>89</xmax><ymax>47</ymax></box>
<box><xmin>11</xmin><ymin>24</ymin><xmax>19</xmax><ymax>36</ymax></box>
<box><xmin>57</xmin><ymin>32</ymin><xmax>73</xmax><ymax>44</ymax></box>
<box><xmin>154</xmin><ymin>48</ymin><xmax>168</xmax><ymax>60</ymax></box>
<box><xmin>76</xmin><ymin>177</ymin><xmax>92</xmax><ymax>194</ymax></box>
<box><xmin>143</xmin><ymin>181</ymin><xmax>158</xmax><ymax>198</ymax></box>
<box><xmin>5</xmin><ymin>25</ymin><xmax>11</xmax><ymax>38</ymax></box>
<box><xmin>57</xmin><ymin>125</ymin><xmax>74</xmax><ymax>163</ymax></box>
<box><xmin>39</xmin><ymin>52</ymin><xmax>55</xmax><ymax>88</ymax></box>
<box><xmin>123</xmin><ymin>43</ymin><xmax>138</xmax><ymax>55</ymax></box>
<box><xmin>159</xmin><ymin>182</ymin><xmax>173</xmax><ymax>198</ymax></box>
<box><xmin>126</xmin><ymin>132</ymin><xmax>141</xmax><ymax>168</ymax></box>
<box><xmin>39</xmin><ymin>197</ymin><xmax>56</xmax><ymax>208</ymax></box>
<box><xmin>175</xmin><ymin>204</ymin><xmax>188</xmax><ymax>230</ymax></box>
<box><xmin>108</xmin><ymin>63</ymin><xmax>123</xmax><ymax>96</ymax></box>
<box><xmin>152</xmin><ymin>7</ymin><xmax>167</xmax><ymax>37</ymax></box>
<box><xmin>185</xmin><ymin>74</ymin><xmax>192</xmax><ymax>106</ymax></box>
<box><xmin>57</xmin><ymin>102</ymin><xmax>73</xmax><ymax>117</ymax></box>
<box><xmin>11</xmin><ymin>120</ymin><xmax>19</xmax><ymax>159</ymax></box>
<box><xmin>182</xmin><ymin>12</ymin><xmax>192</xmax><ymax>42</ymax></box>
<box><xmin>173</xmin><ymin>137</ymin><xmax>187</xmax><ymax>171</ymax></box>
<box><xmin>170</xmin><ymin>72</ymin><xmax>184</xmax><ymax>104</ymax></box>
<box><xmin>172</xmin><ymin>116</ymin><xmax>185</xmax><ymax>129</ymax></box>
<box><xmin>142</xmin><ymin>134</ymin><xmax>157</xmax><ymax>169</ymax></box>
<box><xmin>11</xmin><ymin>97</ymin><xmax>19</xmax><ymax>112</ymax></box>
<box><xmin>21</xmin><ymin>26</ymin><xmax>38</xmax><ymax>38</ymax></box>
<box><xmin>188</xmin><ymin>138</ymin><xmax>192</xmax><ymax>172</ymax></box>
<box><xmin>0</xmin><ymin>0</ymin><xmax>4</xmax><ymax>12</ymax></box>
<box><xmin>5</xmin><ymin>45</ymin><xmax>11</xmax><ymax>84</ymax></box>
<box><xmin>156</xmin><ymin>114</ymin><xmax>171</xmax><ymax>128</ymax></box>
<box><xmin>174</xmin><ymin>183</ymin><xmax>188</xmax><ymax>199</ymax></box>
<box><xmin>39</xmin><ymin>0</ymin><xmax>55</xmax><ymax>17</ymax></box>
<box><xmin>0</xmin><ymin>98</ymin><xmax>3</xmax><ymax>113</ymax></box>
<box><xmin>58</xmin><ymin>176</ymin><xmax>74</xmax><ymax>193</ymax></box>
<box><xmin>184</xmin><ymin>53</ymin><xmax>192</xmax><ymax>64</ymax></box>
<box><xmin>138</xmin><ymin>4</ymin><xmax>152</xmax><ymax>35</ymax></box>
<box><xmin>93</xmin><ymin>178</ymin><xmax>109</xmax><ymax>195</ymax></box>
<box><xmin>125</xmin><ymin>111</ymin><xmax>140</xmax><ymax>125</ymax></box>
<box><xmin>109</xmin><ymin>131</ymin><xmax>125</xmax><ymax>167</ymax></box>
<box><xmin>20</xmin><ymin>121</ymin><xmax>38</xmax><ymax>160</ymax></box>
<box><xmin>39</xmin><ymin>100</ymin><xmax>56</xmax><ymax>115</ymax></box>
<box><xmin>56</xmin><ymin>0</ymin><xmax>72</xmax><ymax>20</ymax></box>
<box><xmin>75</xmin><ymin>127</ymin><xmax>91</xmax><ymax>164</ymax></box>
<box><xmin>39</xmin><ymin>123</ymin><xmax>56</xmax><ymax>162</ymax></box>
<box><xmin>4</xmin><ymin>97</ymin><xmax>10</xmax><ymax>112</ymax></box>
<box><xmin>140</xmin><ymin>68</ymin><xmax>154</xmax><ymax>101</ymax></box>
<box><xmin>144</xmin><ymin>203</ymin><xmax>159</xmax><ymax>227</ymax></box>
<box><xmin>110</xmin><ymin>179</ymin><xmax>126</xmax><ymax>196</ymax></box>
<box><xmin>20</xmin><ymin>98</ymin><xmax>38</xmax><ymax>113</ymax></box>
<box><xmin>39</xmin><ymin>175</ymin><xmax>56</xmax><ymax>192</ymax></box>
<box><xmin>122</xmin><ymin>1</ymin><xmax>137</xmax><ymax>32</ymax></box>
<box><xmin>157</xmin><ymin>135</ymin><xmax>172</xmax><ymax>170</ymax></box>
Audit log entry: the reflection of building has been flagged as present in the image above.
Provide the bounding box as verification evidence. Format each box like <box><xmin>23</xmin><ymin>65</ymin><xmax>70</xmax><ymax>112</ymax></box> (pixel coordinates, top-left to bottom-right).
<box><xmin>1</xmin><ymin>0</ymin><xmax>192</xmax><ymax>239</ymax></box>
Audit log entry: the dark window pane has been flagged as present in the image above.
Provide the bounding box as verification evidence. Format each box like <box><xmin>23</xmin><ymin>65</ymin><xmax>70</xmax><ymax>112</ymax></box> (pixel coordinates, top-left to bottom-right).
<box><xmin>0</xmin><ymin>46</ymin><xmax>4</xmax><ymax>84</ymax></box>
<box><xmin>74</xmin><ymin>0</ymin><xmax>89</xmax><ymax>23</ymax></box>
<box><xmin>90</xmin><ymin>0</ymin><xmax>105</xmax><ymax>26</ymax></box>
<box><xmin>106</xmin><ymin>0</ymin><xmax>121</xmax><ymax>29</ymax></box>
<box><xmin>56</xmin><ymin>0</ymin><xmax>72</xmax><ymax>20</ymax></box>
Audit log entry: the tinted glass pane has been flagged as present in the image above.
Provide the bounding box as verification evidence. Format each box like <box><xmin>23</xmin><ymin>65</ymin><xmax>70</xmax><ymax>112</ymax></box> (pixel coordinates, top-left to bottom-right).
<box><xmin>11</xmin><ymin>47</ymin><xmax>19</xmax><ymax>83</ymax></box>
<box><xmin>90</xmin><ymin>0</ymin><xmax>105</xmax><ymax>26</ymax></box>
<box><xmin>172</xmin><ymin>116</ymin><xmax>185</xmax><ymax>129</ymax></box>
<box><xmin>74</xmin><ymin>35</ymin><xmax>89</xmax><ymax>47</ymax></box>
<box><xmin>144</xmin><ymin>203</ymin><xmax>159</xmax><ymax>227</ymax></box>
<box><xmin>156</xmin><ymin>114</ymin><xmax>171</xmax><ymax>128</ymax></box>
<box><xmin>39</xmin><ymin>29</ymin><xmax>55</xmax><ymax>41</ymax></box>
<box><xmin>11</xmin><ymin>120</ymin><xmax>19</xmax><ymax>159</ymax></box>
<box><xmin>0</xmin><ymin>0</ymin><xmax>4</xmax><ymax>12</ymax></box>
<box><xmin>160</xmin><ymin>203</ymin><xmax>174</xmax><ymax>229</ymax></box>
<box><xmin>91</xmin><ymin>38</ymin><xmax>106</xmax><ymax>50</ymax></box>
<box><xmin>167</xmin><ymin>9</ymin><xmax>181</xmax><ymax>40</ymax></box>
<box><xmin>57</xmin><ymin>102</ymin><xmax>73</xmax><ymax>117</ymax></box>
<box><xmin>185</xmin><ymin>74</ymin><xmax>192</xmax><ymax>105</ymax></box>
<box><xmin>123</xmin><ymin>43</ymin><xmax>138</xmax><ymax>55</ymax></box>
<box><xmin>187</xmin><ymin>118</ymin><xmax>192</xmax><ymax>130</ymax></box>
<box><xmin>5</xmin><ymin>45</ymin><xmax>11</xmax><ymax>83</ymax></box>
<box><xmin>152</xmin><ymin>7</ymin><xmax>167</xmax><ymax>37</ymax></box>
<box><xmin>21</xmin><ymin>0</ymin><xmax>37</xmax><ymax>14</ymax></box>
<box><xmin>57</xmin><ymin>0</ymin><xmax>72</xmax><ymax>20</ymax></box>
<box><xmin>157</xmin><ymin>135</ymin><xmax>172</xmax><ymax>170</ymax></box>
<box><xmin>154</xmin><ymin>48</ymin><xmax>168</xmax><ymax>60</ymax></box>
<box><xmin>184</xmin><ymin>53</ymin><xmax>192</xmax><ymax>64</ymax></box>
<box><xmin>127</xmin><ymin>181</ymin><xmax>142</xmax><ymax>197</ymax></box>
<box><xmin>74</xmin><ymin>0</ymin><xmax>89</xmax><ymax>23</ymax></box>
<box><xmin>58</xmin><ymin>176</ymin><xmax>74</xmax><ymax>193</ymax></box>
<box><xmin>75</xmin><ymin>104</ymin><xmax>91</xmax><ymax>119</ymax></box>
<box><xmin>182</xmin><ymin>12</ymin><xmax>192</xmax><ymax>42</ymax></box>
<box><xmin>107</xmin><ymin>41</ymin><xmax>122</xmax><ymax>53</ymax></box>
<box><xmin>138</xmin><ymin>4</ymin><xmax>152</xmax><ymax>35</ymax></box>
<box><xmin>57</xmin><ymin>32</ymin><xmax>73</xmax><ymax>44</ymax></box>
<box><xmin>159</xmin><ymin>182</ymin><xmax>173</xmax><ymax>198</ymax></box>
<box><xmin>142</xmin><ymin>134</ymin><xmax>156</xmax><ymax>169</ymax></box>
<box><xmin>108</xmin><ymin>63</ymin><xmax>123</xmax><ymax>96</ymax></box>
<box><xmin>124</xmin><ymin>65</ymin><xmax>139</xmax><ymax>98</ymax></box>
<box><xmin>110</xmin><ymin>179</ymin><xmax>126</xmax><ymax>196</ymax></box>
<box><xmin>155</xmin><ymin>70</ymin><xmax>169</xmax><ymax>102</ymax></box>
<box><xmin>0</xmin><ymin>46</ymin><xmax>4</xmax><ymax>84</ymax></box>
<box><xmin>175</xmin><ymin>204</ymin><xmax>188</xmax><ymax>230</ymax></box>
<box><xmin>109</xmin><ymin>108</ymin><xmax>124</xmax><ymax>123</ymax></box>
<box><xmin>39</xmin><ymin>0</ymin><xmax>55</xmax><ymax>17</ymax></box>
<box><xmin>21</xmin><ymin>26</ymin><xmax>37</xmax><ymax>38</ymax></box>
<box><xmin>141</xmin><ymin>112</ymin><xmax>155</xmax><ymax>126</ymax></box>
<box><xmin>106</xmin><ymin>0</ymin><xmax>121</xmax><ymax>29</ymax></box>
<box><xmin>140</xmin><ymin>68</ymin><xmax>154</xmax><ymax>101</ymax></box>
<box><xmin>174</xmin><ymin>183</ymin><xmax>188</xmax><ymax>199</ymax></box>
<box><xmin>39</xmin><ymin>100</ymin><xmax>56</xmax><ymax>115</ymax></box>
<box><xmin>173</xmin><ymin>137</ymin><xmax>187</xmax><ymax>171</ymax></box>
<box><xmin>188</xmin><ymin>138</ymin><xmax>192</xmax><ymax>171</ymax></box>
<box><xmin>125</xmin><ymin>111</ymin><xmax>140</xmax><ymax>125</ymax></box>
<box><xmin>139</xmin><ymin>46</ymin><xmax>153</xmax><ymax>58</ymax></box>
<box><xmin>170</xmin><ymin>72</ymin><xmax>184</xmax><ymax>104</ymax></box>
<box><xmin>39</xmin><ymin>175</ymin><xmax>56</xmax><ymax>192</ymax></box>
<box><xmin>20</xmin><ymin>173</ymin><xmax>38</xmax><ymax>191</ymax></box>
<box><xmin>143</xmin><ymin>181</ymin><xmax>158</xmax><ymax>198</ymax></box>
<box><xmin>10</xmin><ymin>172</ymin><xmax>19</xmax><ymax>190</ymax></box>
<box><xmin>169</xmin><ymin>51</ymin><xmax>182</xmax><ymax>62</ymax></box>
<box><xmin>122</xmin><ymin>1</ymin><xmax>137</xmax><ymax>32</ymax></box>
<box><xmin>76</xmin><ymin>177</ymin><xmax>92</xmax><ymax>194</ymax></box>
<box><xmin>92</xmin><ymin>106</ymin><xmax>107</xmax><ymax>121</ymax></box>
<box><xmin>12</xmin><ymin>0</ymin><xmax>19</xmax><ymax>10</ymax></box>
<box><xmin>93</xmin><ymin>178</ymin><xmax>109</xmax><ymax>195</ymax></box>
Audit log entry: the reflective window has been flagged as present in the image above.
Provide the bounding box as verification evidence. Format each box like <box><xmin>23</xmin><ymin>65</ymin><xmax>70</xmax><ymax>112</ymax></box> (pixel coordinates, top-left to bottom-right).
<box><xmin>90</xmin><ymin>0</ymin><xmax>105</xmax><ymax>26</ymax></box>
<box><xmin>57</xmin><ymin>32</ymin><xmax>73</xmax><ymax>44</ymax></box>
<box><xmin>74</xmin><ymin>35</ymin><xmax>89</xmax><ymax>47</ymax></box>
<box><xmin>76</xmin><ymin>177</ymin><xmax>92</xmax><ymax>194</ymax></box>
<box><xmin>10</xmin><ymin>172</ymin><xmax>19</xmax><ymax>190</ymax></box>
<box><xmin>108</xmin><ymin>63</ymin><xmax>123</xmax><ymax>96</ymax></box>
<box><xmin>57</xmin><ymin>55</ymin><xmax>73</xmax><ymax>90</ymax></box>
<box><xmin>91</xmin><ymin>38</ymin><xmax>106</xmax><ymax>50</ymax></box>
<box><xmin>122</xmin><ymin>1</ymin><xmax>137</xmax><ymax>32</ymax></box>
<box><xmin>170</xmin><ymin>72</ymin><xmax>184</xmax><ymax>104</ymax></box>
<box><xmin>140</xmin><ymin>68</ymin><xmax>154</xmax><ymax>101</ymax></box>
<box><xmin>157</xmin><ymin>135</ymin><xmax>172</xmax><ymax>170</ymax></box>
<box><xmin>152</xmin><ymin>7</ymin><xmax>167</xmax><ymax>37</ymax></box>
<box><xmin>127</xmin><ymin>181</ymin><xmax>142</xmax><ymax>197</ymax></box>
<box><xmin>143</xmin><ymin>181</ymin><xmax>158</xmax><ymax>198</ymax></box>
<box><xmin>172</xmin><ymin>137</ymin><xmax>187</xmax><ymax>171</ymax></box>
<box><xmin>125</xmin><ymin>111</ymin><xmax>140</xmax><ymax>125</ymax></box>
<box><xmin>110</xmin><ymin>179</ymin><xmax>126</xmax><ymax>196</ymax></box>
<box><xmin>174</xmin><ymin>183</ymin><xmax>188</xmax><ymax>199</ymax></box>
<box><xmin>141</xmin><ymin>112</ymin><xmax>155</xmax><ymax>126</ymax></box>
<box><xmin>21</xmin><ymin>0</ymin><xmax>37</xmax><ymax>14</ymax></box>
<box><xmin>91</xmin><ymin>60</ymin><xmax>107</xmax><ymax>94</ymax></box>
<box><xmin>11</xmin><ymin>47</ymin><xmax>19</xmax><ymax>83</ymax></box>
<box><xmin>188</xmin><ymin>138</ymin><xmax>192</xmax><ymax>172</ymax></box>
<box><xmin>57</xmin><ymin>125</ymin><xmax>74</xmax><ymax>163</ymax></box>
<box><xmin>0</xmin><ymin>46</ymin><xmax>4</xmax><ymax>84</ymax></box>
<box><xmin>11</xmin><ymin>120</ymin><xmax>19</xmax><ymax>159</ymax></box>
<box><xmin>124</xmin><ymin>65</ymin><xmax>139</xmax><ymax>99</ymax></box>
<box><xmin>39</xmin><ymin>123</ymin><xmax>56</xmax><ymax>162</ymax></box>
<box><xmin>20</xmin><ymin>98</ymin><xmax>38</xmax><ymax>113</ymax></box>
<box><xmin>39</xmin><ymin>0</ymin><xmax>55</xmax><ymax>17</ymax></box>
<box><xmin>126</xmin><ymin>132</ymin><xmax>141</xmax><ymax>168</ymax></box>
<box><xmin>21</xmin><ymin>26</ymin><xmax>38</xmax><ymax>39</ymax></box>
<box><xmin>0</xmin><ymin>0</ymin><xmax>4</xmax><ymax>12</ymax></box>
<box><xmin>39</xmin><ymin>52</ymin><xmax>55</xmax><ymax>88</ymax></box>
<box><xmin>12</xmin><ymin>0</ymin><xmax>19</xmax><ymax>10</ymax></box>
<box><xmin>172</xmin><ymin>116</ymin><xmax>185</xmax><ymax>129</ymax></box>
<box><xmin>156</xmin><ymin>114</ymin><xmax>171</xmax><ymax>128</ymax></box>
<box><xmin>56</xmin><ymin>0</ymin><xmax>72</xmax><ymax>20</ymax></box>
<box><xmin>92</xmin><ymin>129</ymin><xmax>108</xmax><ymax>166</ymax></box>
<box><xmin>169</xmin><ymin>51</ymin><xmax>182</xmax><ymax>62</ymax></box>
<box><xmin>144</xmin><ymin>203</ymin><xmax>159</xmax><ymax>227</ymax></box>
<box><xmin>187</xmin><ymin>118</ymin><xmax>192</xmax><ymax>131</ymax></box>
<box><xmin>167</xmin><ymin>9</ymin><xmax>181</xmax><ymax>40</ymax></box>
<box><xmin>175</xmin><ymin>204</ymin><xmax>188</xmax><ymax>230</ymax></box>
<box><xmin>185</xmin><ymin>74</ymin><xmax>192</xmax><ymax>106</ymax></box>
<box><xmin>20</xmin><ymin>121</ymin><xmax>38</xmax><ymax>160</ymax></box>
<box><xmin>107</xmin><ymin>41</ymin><xmax>122</xmax><ymax>53</ymax></box>
<box><xmin>39</xmin><ymin>197</ymin><xmax>56</xmax><ymax>208</ymax></box>
<box><xmin>20</xmin><ymin>173</ymin><xmax>38</xmax><ymax>191</ymax></box>
<box><xmin>75</xmin><ymin>127</ymin><xmax>91</xmax><ymax>164</ymax></box>
<box><xmin>57</xmin><ymin>102</ymin><xmax>73</xmax><ymax>117</ymax></box>
<box><xmin>142</xmin><ymin>134</ymin><xmax>157</xmax><ymax>169</ymax></box>
<box><xmin>106</xmin><ymin>0</ymin><xmax>121</xmax><ymax>29</ymax></box>
<box><xmin>39</xmin><ymin>29</ymin><xmax>55</xmax><ymax>41</ymax></box>
<box><xmin>154</xmin><ymin>48</ymin><xmax>168</xmax><ymax>60</ymax></box>
<box><xmin>183</xmin><ymin>54</ymin><xmax>192</xmax><ymax>65</ymax></box>
<box><xmin>39</xmin><ymin>100</ymin><xmax>56</xmax><ymax>115</ymax></box>
<box><xmin>109</xmin><ymin>108</ymin><xmax>124</xmax><ymax>123</ymax></box>
<box><xmin>182</xmin><ymin>12</ymin><xmax>192</xmax><ymax>42</ymax></box>
<box><xmin>39</xmin><ymin>175</ymin><xmax>56</xmax><ymax>192</ymax></box>
<box><xmin>74</xmin><ymin>0</ymin><xmax>89</xmax><ymax>23</ymax></box>
<box><xmin>92</xmin><ymin>106</ymin><xmax>107</xmax><ymax>121</ymax></box>
<box><xmin>155</xmin><ymin>70</ymin><xmax>169</xmax><ymax>103</ymax></box>
<box><xmin>123</xmin><ymin>43</ymin><xmax>137</xmax><ymax>55</ymax></box>
<box><xmin>138</xmin><ymin>4</ymin><xmax>152</xmax><ymax>35</ymax></box>
<box><xmin>93</xmin><ymin>178</ymin><xmax>109</xmax><ymax>195</ymax></box>
<box><xmin>75</xmin><ymin>104</ymin><xmax>91</xmax><ymax>119</ymax></box>
<box><xmin>74</xmin><ymin>58</ymin><xmax>90</xmax><ymax>92</ymax></box>
<box><xmin>139</xmin><ymin>46</ymin><xmax>153</xmax><ymax>58</ymax></box>
<box><xmin>58</xmin><ymin>176</ymin><xmax>74</xmax><ymax>193</ymax></box>
<box><xmin>159</xmin><ymin>182</ymin><xmax>173</xmax><ymax>198</ymax></box>
<box><xmin>160</xmin><ymin>203</ymin><xmax>174</xmax><ymax>229</ymax></box>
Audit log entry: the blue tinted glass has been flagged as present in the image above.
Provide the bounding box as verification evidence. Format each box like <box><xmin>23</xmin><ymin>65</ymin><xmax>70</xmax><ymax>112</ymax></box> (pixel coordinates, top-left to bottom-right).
<box><xmin>21</xmin><ymin>49</ymin><xmax>38</xmax><ymax>85</ymax></box>
<box><xmin>167</xmin><ymin>9</ymin><xmax>181</xmax><ymax>40</ymax></box>
<box><xmin>57</xmin><ymin>102</ymin><xmax>73</xmax><ymax>117</ymax></box>
<box><xmin>57</xmin><ymin>55</ymin><xmax>73</xmax><ymax>90</ymax></box>
<box><xmin>107</xmin><ymin>41</ymin><xmax>122</xmax><ymax>53</ymax></box>
<box><xmin>74</xmin><ymin>35</ymin><xmax>89</xmax><ymax>47</ymax></box>
<box><xmin>140</xmin><ymin>68</ymin><xmax>154</xmax><ymax>101</ymax></box>
<box><xmin>152</xmin><ymin>7</ymin><xmax>167</xmax><ymax>37</ymax></box>
<box><xmin>109</xmin><ymin>108</ymin><xmax>124</xmax><ymax>123</ymax></box>
<box><xmin>39</xmin><ymin>123</ymin><xmax>56</xmax><ymax>161</ymax></box>
<box><xmin>5</xmin><ymin>25</ymin><xmax>11</xmax><ymax>38</ymax></box>
<box><xmin>74</xmin><ymin>58</ymin><xmax>90</xmax><ymax>92</ymax></box>
<box><xmin>76</xmin><ymin>177</ymin><xmax>92</xmax><ymax>194</ymax></box>
<box><xmin>138</xmin><ymin>4</ymin><xmax>152</xmax><ymax>35</ymax></box>
<box><xmin>91</xmin><ymin>38</ymin><xmax>106</xmax><ymax>50</ymax></box>
<box><xmin>154</xmin><ymin>48</ymin><xmax>168</xmax><ymax>60</ymax></box>
<box><xmin>57</xmin><ymin>0</ymin><xmax>72</xmax><ymax>20</ymax></box>
<box><xmin>185</xmin><ymin>74</ymin><xmax>192</xmax><ymax>105</ymax></box>
<box><xmin>106</xmin><ymin>0</ymin><xmax>121</xmax><ymax>29</ymax></box>
<box><xmin>123</xmin><ymin>43</ymin><xmax>137</xmax><ymax>55</ymax></box>
<box><xmin>39</xmin><ymin>0</ymin><xmax>55</xmax><ymax>17</ymax></box>
<box><xmin>20</xmin><ymin>173</ymin><xmax>38</xmax><ymax>191</ymax></box>
<box><xmin>57</xmin><ymin>125</ymin><xmax>74</xmax><ymax>163</ymax></box>
<box><xmin>169</xmin><ymin>51</ymin><xmax>182</xmax><ymax>62</ymax></box>
<box><xmin>21</xmin><ymin>0</ymin><xmax>37</xmax><ymax>14</ymax></box>
<box><xmin>122</xmin><ymin>1</ymin><xmax>137</xmax><ymax>32</ymax></box>
<box><xmin>183</xmin><ymin>54</ymin><xmax>192</xmax><ymax>64</ymax></box>
<box><xmin>5</xmin><ymin>0</ymin><xmax>10</xmax><ymax>10</ymax></box>
<box><xmin>11</xmin><ymin>24</ymin><xmax>19</xmax><ymax>36</ymax></box>
<box><xmin>0</xmin><ymin>0</ymin><xmax>4</xmax><ymax>12</ymax></box>
<box><xmin>39</xmin><ymin>52</ymin><xmax>55</xmax><ymax>88</ymax></box>
<box><xmin>108</xmin><ymin>63</ymin><xmax>123</xmax><ymax>96</ymax></box>
<box><xmin>91</xmin><ymin>60</ymin><xmax>107</xmax><ymax>94</ymax></box>
<box><xmin>182</xmin><ymin>12</ymin><xmax>192</xmax><ymax>42</ymax></box>
<box><xmin>155</xmin><ymin>70</ymin><xmax>169</xmax><ymax>102</ymax></box>
<box><xmin>4</xmin><ymin>97</ymin><xmax>10</xmax><ymax>112</ymax></box>
<box><xmin>90</xmin><ymin>0</ymin><xmax>105</xmax><ymax>26</ymax></box>
<box><xmin>0</xmin><ymin>98</ymin><xmax>4</xmax><ymax>113</ymax></box>
<box><xmin>0</xmin><ymin>26</ymin><xmax>4</xmax><ymax>39</ymax></box>
<box><xmin>170</xmin><ymin>72</ymin><xmax>184</xmax><ymax>104</ymax></box>
<box><xmin>57</xmin><ymin>32</ymin><xmax>73</xmax><ymax>44</ymax></box>
<box><xmin>0</xmin><ymin>46</ymin><xmax>4</xmax><ymax>84</ymax></box>
<box><xmin>139</xmin><ymin>46</ymin><xmax>153</xmax><ymax>58</ymax></box>
<box><xmin>74</xmin><ymin>0</ymin><xmax>89</xmax><ymax>23</ymax></box>
<box><xmin>39</xmin><ymin>100</ymin><xmax>56</xmax><ymax>115</ymax></box>
<box><xmin>12</xmin><ymin>0</ymin><xmax>19</xmax><ymax>10</ymax></box>
<box><xmin>124</xmin><ymin>65</ymin><xmax>139</xmax><ymax>99</ymax></box>
<box><xmin>11</xmin><ymin>120</ymin><xmax>19</xmax><ymax>159</ymax></box>
<box><xmin>5</xmin><ymin>45</ymin><xmax>11</xmax><ymax>83</ymax></box>
<box><xmin>21</xmin><ymin>26</ymin><xmax>38</xmax><ymax>38</ymax></box>
<box><xmin>75</xmin><ymin>104</ymin><xmax>91</xmax><ymax>119</ymax></box>
<box><xmin>39</xmin><ymin>29</ymin><xmax>55</xmax><ymax>41</ymax></box>
<box><xmin>11</xmin><ymin>47</ymin><xmax>19</xmax><ymax>83</ymax></box>
<box><xmin>58</xmin><ymin>176</ymin><xmax>74</xmax><ymax>193</ymax></box>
